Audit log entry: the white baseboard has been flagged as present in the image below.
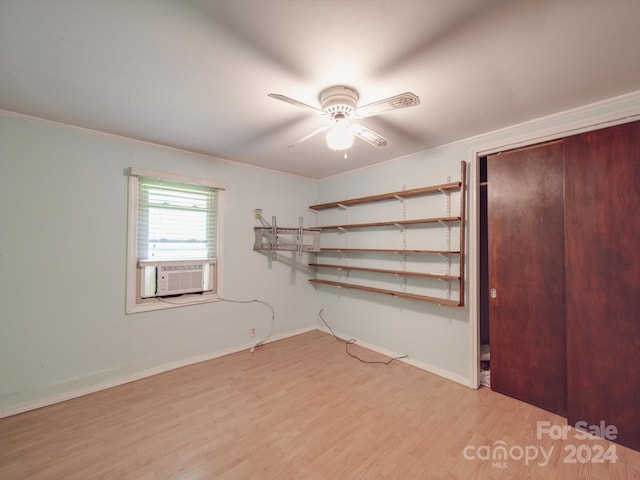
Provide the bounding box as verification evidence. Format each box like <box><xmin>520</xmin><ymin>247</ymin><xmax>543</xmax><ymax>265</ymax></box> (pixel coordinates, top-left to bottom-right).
<box><xmin>0</xmin><ymin>325</ymin><xmax>317</xmax><ymax>419</ymax></box>
<box><xmin>316</xmin><ymin>326</ymin><xmax>472</xmax><ymax>387</ymax></box>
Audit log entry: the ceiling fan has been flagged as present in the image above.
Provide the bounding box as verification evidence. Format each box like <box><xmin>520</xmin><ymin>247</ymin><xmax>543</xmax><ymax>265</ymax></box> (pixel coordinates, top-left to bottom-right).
<box><xmin>268</xmin><ymin>86</ymin><xmax>420</xmax><ymax>154</ymax></box>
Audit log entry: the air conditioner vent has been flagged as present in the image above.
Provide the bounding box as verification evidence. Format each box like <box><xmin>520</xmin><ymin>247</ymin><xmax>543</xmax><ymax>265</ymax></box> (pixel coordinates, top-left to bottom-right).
<box><xmin>157</xmin><ymin>264</ymin><xmax>204</xmax><ymax>296</ymax></box>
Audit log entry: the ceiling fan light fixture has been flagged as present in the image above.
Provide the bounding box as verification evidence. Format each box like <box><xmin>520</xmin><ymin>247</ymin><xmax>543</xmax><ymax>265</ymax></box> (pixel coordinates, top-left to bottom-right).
<box><xmin>326</xmin><ymin>120</ymin><xmax>354</xmax><ymax>151</ymax></box>
<box><xmin>269</xmin><ymin>85</ymin><xmax>419</xmax><ymax>152</ymax></box>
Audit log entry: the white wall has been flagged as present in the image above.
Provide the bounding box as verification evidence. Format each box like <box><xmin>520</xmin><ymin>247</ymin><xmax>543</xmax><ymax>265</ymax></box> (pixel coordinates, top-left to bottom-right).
<box><xmin>313</xmin><ymin>147</ymin><xmax>471</xmax><ymax>383</ymax></box>
<box><xmin>0</xmin><ymin>114</ymin><xmax>319</xmax><ymax>414</ymax></box>
<box><xmin>313</xmin><ymin>90</ymin><xmax>640</xmax><ymax>386</ymax></box>
<box><xmin>2</xmin><ymin>91</ymin><xmax>640</xmax><ymax>415</ymax></box>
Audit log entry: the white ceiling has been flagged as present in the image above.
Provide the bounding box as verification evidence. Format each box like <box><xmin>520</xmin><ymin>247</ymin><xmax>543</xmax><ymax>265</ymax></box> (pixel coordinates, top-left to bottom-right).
<box><xmin>1</xmin><ymin>0</ymin><xmax>639</xmax><ymax>179</ymax></box>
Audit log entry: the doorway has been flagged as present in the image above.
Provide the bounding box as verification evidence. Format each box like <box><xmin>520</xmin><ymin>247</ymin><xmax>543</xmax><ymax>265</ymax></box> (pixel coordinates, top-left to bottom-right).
<box><xmin>476</xmin><ymin>120</ymin><xmax>640</xmax><ymax>450</ymax></box>
<box><xmin>478</xmin><ymin>157</ymin><xmax>489</xmax><ymax>387</ymax></box>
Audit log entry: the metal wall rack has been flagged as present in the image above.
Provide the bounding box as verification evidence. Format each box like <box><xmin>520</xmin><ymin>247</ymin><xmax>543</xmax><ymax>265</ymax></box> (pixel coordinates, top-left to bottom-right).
<box><xmin>253</xmin><ymin>216</ymin><xmax>320</xmax><ymax>260</ymax></box>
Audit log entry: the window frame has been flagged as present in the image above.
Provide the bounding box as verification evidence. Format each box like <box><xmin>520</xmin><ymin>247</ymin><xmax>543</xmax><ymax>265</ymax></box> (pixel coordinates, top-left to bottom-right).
<box><xmin>126</xmin><ymin>168</ymin><xmax>225</xmax><ymax>314</ymax></box>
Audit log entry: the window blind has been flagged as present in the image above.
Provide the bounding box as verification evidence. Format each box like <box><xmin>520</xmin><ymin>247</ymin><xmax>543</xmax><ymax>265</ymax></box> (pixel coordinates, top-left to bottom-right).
<box><xmin>137</xmin><ymin>177</ymin><xmax>217</xmax><ymax>261</ymax></box>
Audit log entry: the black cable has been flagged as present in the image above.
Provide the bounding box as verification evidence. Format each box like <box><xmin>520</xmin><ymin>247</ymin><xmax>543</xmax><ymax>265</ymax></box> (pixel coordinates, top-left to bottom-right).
<box><xmin>318</xmin><ymin>309</ymin><xmax>408</xmax><ymax>365</ymax></box>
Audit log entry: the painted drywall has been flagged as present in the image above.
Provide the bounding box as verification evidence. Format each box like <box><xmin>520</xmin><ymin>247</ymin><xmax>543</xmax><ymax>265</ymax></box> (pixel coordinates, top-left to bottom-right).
<box><xmin>2</xmin><ymin>90</ymin><xmax>639</xmax><ymax>415</ymax></box>
<box><xmin>0</xmin><ymin>114</ymin><xmax>319</xmax><ymax>413</ymax></box>
<box><xmin>313</xmin><ymin>90</ymin><xmax>640</xmax><ymax>386</ymax></box>
<box><xmin>313</xmin><ymin>148</ymin><xmax>470</xmax><ymax>382</ymax></box>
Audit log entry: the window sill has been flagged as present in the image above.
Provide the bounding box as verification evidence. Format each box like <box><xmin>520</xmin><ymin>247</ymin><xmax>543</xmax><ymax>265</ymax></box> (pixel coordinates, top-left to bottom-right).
<box><xmin>126</xmin><ymin>293</ymin><xmax>221</xmax><ymax>314</ymax></box>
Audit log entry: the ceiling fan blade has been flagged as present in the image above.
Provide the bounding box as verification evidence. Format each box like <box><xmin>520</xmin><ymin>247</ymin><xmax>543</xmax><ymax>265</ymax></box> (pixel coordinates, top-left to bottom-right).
<box><xmin>287</xmin><ymin>124</ymin><xmax>332</xmax><ymax>149</ymax></box>
<box><xmin>268</xmin><ymin>93</ymin><xmax>324</xmax><ymax>114</ymax></box>
<box><xmin>356</xmin><ymin>92</ymin><xmax>420</xmax><ymax>118</ymax></box>
<box><xmin>354</xmin><ymin>125</ymin><xmax>392</xmax><ymax>149</ymax></box>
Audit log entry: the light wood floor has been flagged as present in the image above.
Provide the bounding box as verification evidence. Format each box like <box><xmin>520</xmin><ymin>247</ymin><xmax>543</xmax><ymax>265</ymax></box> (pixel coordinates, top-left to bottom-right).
<box><xmin>1</xmin><ymin>330</ymin><xmax>638</xmax><ymax>479</ymax></box>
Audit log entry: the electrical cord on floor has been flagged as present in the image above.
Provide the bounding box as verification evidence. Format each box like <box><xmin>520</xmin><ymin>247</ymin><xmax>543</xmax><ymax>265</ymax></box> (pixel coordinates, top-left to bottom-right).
<box><xmin>157</xmin><ymin>295</ymin><xmax>275</xmax><ymax>353</ymax></box>
<box><xmin>318</xmin><ymin>309</ymin><xmax>408</xmax><ymax>365</ymax></box>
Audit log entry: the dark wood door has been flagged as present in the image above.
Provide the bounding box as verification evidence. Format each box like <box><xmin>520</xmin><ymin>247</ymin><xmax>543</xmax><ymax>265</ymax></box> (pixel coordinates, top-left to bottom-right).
<box><xmin>564</xmin><ymin>121</ymin><xmax>640</xmax><ymax>451</ymax></box>
<box><xmin>487</xmin><ymin>141</ymin><xmax>567</xmax><ymax>416</ymax></box>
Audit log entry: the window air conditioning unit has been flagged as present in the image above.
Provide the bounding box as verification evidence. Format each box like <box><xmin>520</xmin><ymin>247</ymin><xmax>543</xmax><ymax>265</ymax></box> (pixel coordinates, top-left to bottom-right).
<box><xmin>157</xmin><ymin>264</ymin><xmax>204</xmax><ymax>296</ymax></box>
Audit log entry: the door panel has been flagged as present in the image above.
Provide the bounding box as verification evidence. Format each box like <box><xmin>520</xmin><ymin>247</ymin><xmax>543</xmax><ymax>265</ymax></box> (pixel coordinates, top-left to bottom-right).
<box><xmin>487</xmin><ymin>141</ymin><xmax>567</xmax><ymax>416</ymax></box>
<box><xmin>564</xmin><ymin>121</ymin><xmax>640</xmax><ymax>451</ymax></box>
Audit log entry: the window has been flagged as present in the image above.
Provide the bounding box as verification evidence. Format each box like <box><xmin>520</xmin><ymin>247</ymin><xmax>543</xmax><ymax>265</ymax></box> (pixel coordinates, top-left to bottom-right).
<box><xmin>126</xmin><ymin>168</ymin><xmax>224</xmax><ymax>313</ymax></box>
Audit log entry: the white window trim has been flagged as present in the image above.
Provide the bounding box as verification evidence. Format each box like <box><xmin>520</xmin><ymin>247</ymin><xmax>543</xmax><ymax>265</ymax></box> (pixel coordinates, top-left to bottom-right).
<box><xmin>125</xmin><ymin>168</ymin><xmax>225</xmax><ymax>314</ymax></box>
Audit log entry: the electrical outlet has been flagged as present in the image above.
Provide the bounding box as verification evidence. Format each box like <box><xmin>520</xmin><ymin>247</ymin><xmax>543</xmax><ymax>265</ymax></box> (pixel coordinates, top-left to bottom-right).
<box><xmin>250</xmin><ymin>327</ymin><xmax>256</xmax><ymax>337</ymax></box>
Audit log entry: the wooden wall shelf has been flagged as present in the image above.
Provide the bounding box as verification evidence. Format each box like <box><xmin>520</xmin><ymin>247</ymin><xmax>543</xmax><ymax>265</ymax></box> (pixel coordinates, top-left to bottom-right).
<box><xmin>308</xmin><ymin>161</ymin><xmax>467</xmax><ymax>306</ymax></box>
<box><xmin>309</xmin><ymin>279</ymin><xmax>460</xmax><ymax>307</ymax></box>
<box><xmin>318</xmin><ymin>248</ymin><xmax>460</xmax><ymax>255</ymax></box>
<box><xmin>309</xmin><ymin>263</ymin><xmax>460</xmax><ymax>281</ymax></box>
<box><xmin>316</xmin><ymin>216</ymin><xmax>460</xmax><ymax>231</ymax></box>
<box><xmin>309</xmin><ymin>181</ymin><xmax>462</xmax><ymax>210</ymax></box>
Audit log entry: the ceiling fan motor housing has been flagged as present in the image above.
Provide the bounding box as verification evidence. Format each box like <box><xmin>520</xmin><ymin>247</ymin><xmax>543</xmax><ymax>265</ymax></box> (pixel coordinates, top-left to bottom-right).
<box><xmin>320</xmin><ymin>86</ymin><xmax>359</xmax><ymax>119</ymax></box>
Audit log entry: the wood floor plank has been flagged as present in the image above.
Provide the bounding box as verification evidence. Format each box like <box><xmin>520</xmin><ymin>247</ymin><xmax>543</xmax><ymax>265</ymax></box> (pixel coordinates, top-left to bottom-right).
<box><xmin>1</xmin><ymin>330</ymin><xmax>638</xmax><ymax>479</ymax></box>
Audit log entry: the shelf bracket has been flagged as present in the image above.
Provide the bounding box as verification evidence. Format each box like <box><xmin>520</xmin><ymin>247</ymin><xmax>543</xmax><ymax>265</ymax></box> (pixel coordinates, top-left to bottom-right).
<box><xmin>271</xmin><ymin>215</ymin><xmax>277</xmax><ymax>261</ymax></box>
<box><xmin>393</xmin><ymin>223</ymin><xmax>407</xmax><ymax>231</ymax></box>
<box><xmin>337</xmin><ymin>203</ymin><xmax>349</xmax><ymax>210</ymax></box>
